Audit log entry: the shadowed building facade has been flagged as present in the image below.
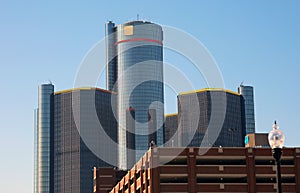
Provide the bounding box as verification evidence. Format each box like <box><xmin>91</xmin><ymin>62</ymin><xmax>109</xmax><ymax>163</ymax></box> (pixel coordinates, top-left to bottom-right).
<box><xmin>164</xmin><ymin>113</ymin><xmax>178</xmax><ymax>147</ymax></box>
<box><xmin>93</xmin><ymin>167</ymin><xmax>127</xmax><ymax>193</ymax></box>
<box><xmin>53</xmin><ymin>88</ymin><xmax>117</xmax><ymax>193</ymax></box>
<box><xmin>35</xmin><ymin>85</ymin><xmax>118</xmax><ymax>193</ymax></box>
<box><xmin>178</xmin><ymin>89</ymin><xmax>246</xmax><ymax>148</ymax></box>
<box><xmin>125</xmin><ymin>107</ymin><xmax>136</xmax><ymax>168</ymax></box>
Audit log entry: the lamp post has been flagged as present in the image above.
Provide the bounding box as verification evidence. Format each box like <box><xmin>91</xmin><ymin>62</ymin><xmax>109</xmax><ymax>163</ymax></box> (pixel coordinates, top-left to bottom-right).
<box><xmin>268</xmin><ymin>121</ymin><xmax>285</xmax><ymax>193</ymax></box>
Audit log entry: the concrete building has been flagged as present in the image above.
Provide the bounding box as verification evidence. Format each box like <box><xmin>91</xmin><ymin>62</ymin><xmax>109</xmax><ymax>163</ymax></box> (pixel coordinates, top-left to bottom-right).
<box><xmin>109</xmin><ymin>147</ymin><xmax>300</xmax><ymax>193</ymax></box>
<box><xmin>93</xmin><ymin>167</ymin><xmax>127</xmax><ymax>193</ymax></box>
<box><xmin>245</xmin><ymin>133</ymin><xmax>269</xmax><ymax>148</ymax></box>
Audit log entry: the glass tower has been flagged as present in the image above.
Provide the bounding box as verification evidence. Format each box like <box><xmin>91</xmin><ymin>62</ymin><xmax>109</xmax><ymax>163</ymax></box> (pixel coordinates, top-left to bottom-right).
<box><xmin>53</xmin><ymin>88</ymin><xmax>117</xmax><ymax>193</ymax></box>
<box><xmin>106</xmin><ymin>21</ymin><xmax>117</xmax><ymax>91</ymax></box>
<box><xmin>34</xmin><ymin>108</ymin><xmax>37</xmax><ymax>193</ymax></box>
<box><xmin>35</xmin><ymin>86</ymin><xmax>118</xmax><ymax>193</ymax></box>
<box><xmin>178</xmin><ymin>89</ymin><xmax>246</xmax><ymax>147</ymax></box>
<box><xmin>106</xmin><ymin>21</ymin><xmax>164</xmax><ymax>169</ymax></box>
<box><xmin>238</xmin><ymin>85</ymin><xmax>255</xmax><ymax>134</ymax></box>
<box><xmin>35</xmin><ymin>83</ymin><xmax>54</xmax><ymax>193</ymax></box>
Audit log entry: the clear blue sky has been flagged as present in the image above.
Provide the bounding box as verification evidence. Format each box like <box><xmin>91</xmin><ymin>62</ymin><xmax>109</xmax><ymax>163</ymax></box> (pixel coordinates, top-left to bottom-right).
<box><xmin>0</xmin><ymin>1</ymin><xmax>299</xmax><ymax>192</ymax></box>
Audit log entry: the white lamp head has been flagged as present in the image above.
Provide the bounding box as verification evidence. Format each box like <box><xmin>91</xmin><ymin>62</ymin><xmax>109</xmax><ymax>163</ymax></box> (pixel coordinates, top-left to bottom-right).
<box><xmin>268</xmin><ymin>121</ymin><xmax>285</xmax><ymax>149</ymax></box>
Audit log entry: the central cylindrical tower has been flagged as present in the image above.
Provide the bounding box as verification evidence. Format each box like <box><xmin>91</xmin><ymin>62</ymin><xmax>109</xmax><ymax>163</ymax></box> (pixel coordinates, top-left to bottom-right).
<box><xmin>108</xmin><ymin>21</ymin><xmax>164</xmax><ymax>169</ymax></box>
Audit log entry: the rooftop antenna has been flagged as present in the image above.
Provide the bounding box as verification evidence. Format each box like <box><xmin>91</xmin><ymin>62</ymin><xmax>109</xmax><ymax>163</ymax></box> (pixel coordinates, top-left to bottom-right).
<box><xmin>137</xmin><ymin>14</ymin><xmax>139</xmax><ymax>21</ymax></box>
<box><xmin>48</xmin><ymin>79</ymin><xmax>52</xmax><ymax>84</ymax></box>
<box><xmin>240</xmin><ymin>81</ymin><xmax>244</xmax><ymax>87</ymax></box>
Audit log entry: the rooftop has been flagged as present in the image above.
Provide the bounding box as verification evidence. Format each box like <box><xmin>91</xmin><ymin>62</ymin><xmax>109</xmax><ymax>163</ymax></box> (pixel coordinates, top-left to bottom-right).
<box><xmin>54</xmin><ymin>87</ymin><xmax>116</xmax><ymax>95</ymax></box>
<box><xmin>179</xmin><ymin>88</ymin><xmax>240</xmax><ymax>96</ymax></box>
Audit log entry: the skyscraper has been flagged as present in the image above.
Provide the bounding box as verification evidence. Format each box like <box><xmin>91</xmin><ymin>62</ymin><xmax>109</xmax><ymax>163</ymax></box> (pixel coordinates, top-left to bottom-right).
<box><xmin>35</xmin><ymin>85</ymin><xmax>118</xmax><ymax>193</ymax></box>
<box><xmin>106</xmin><ymin>21</ymin><xmax>117</xmax><ymax>92</ymax></box>
<box><xmin>53</xmin><ymin>88</ymin><xmax>117</xmax><ymax>193</ymax></box>
<box><xmin>34</xmin><ymin>83</ymin><xmax>54</xmax><ymax>193</ymax></box>
<box><xmin>178</xmin><ymin>88</ymin><xmax>246</xmax><ymax>147</ymax></box>
<box><xmin>238</xmin><ymin>85</ymin><xmax>255</xmax><ymax>134</ymax></box>
<box><xmin>106</xmin><ymin>20</ymin><xmax>164</xmax><ymax>169</ymax></box>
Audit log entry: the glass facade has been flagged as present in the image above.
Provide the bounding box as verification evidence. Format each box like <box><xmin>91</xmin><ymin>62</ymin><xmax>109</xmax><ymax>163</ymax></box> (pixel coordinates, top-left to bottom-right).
<box><xmin>53</xmin><ymin>89</ymin><xmax>117</xmax><ymax>193</ymax></box>
<box><xmin>35</xmin><ymin>84</ymin><xmax>54</xmax><ymax>193</ymax></box>
<box><xmin>164</xmin><ymin>114</ymin><xmax>178</xmax><ymax>147</ymax></box>
<box><xmin>34</xmin><ymin>108</ymin><xmax>38</xmax><ymax>193</ymax></box>
<box><xmin>106</xmin><ymin>21</ymin><xmax>117</xmax><ymax>91</ymax></box>
<box><xmin>106</xmin><ymin>21</ymin><xmax>164</xmax><ymax>169</ymax></box>
<box><xmin>125</xmin><ymin>108</ymin><xmax>136</xmax><ymax>167</ymax></box>
<box><xmin>238</xmin><ymin>85</ymin><xmax>255</xmax><ymax>134</ymax></box>
<box><xmin>178</xmin><ymin>90</ymin><xmax>246</xmax><ymax>147</ymax></box>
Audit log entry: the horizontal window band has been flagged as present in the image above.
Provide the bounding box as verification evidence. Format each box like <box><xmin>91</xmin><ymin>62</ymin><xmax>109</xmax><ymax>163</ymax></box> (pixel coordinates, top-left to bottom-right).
<box><xmin>115</xmin><ymin>38</ymin><xmax>163</xmax><ymax>45</ymax></box>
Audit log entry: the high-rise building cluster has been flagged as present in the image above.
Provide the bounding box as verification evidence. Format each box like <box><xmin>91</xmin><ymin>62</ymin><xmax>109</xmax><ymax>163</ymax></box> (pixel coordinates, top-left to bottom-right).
<box><xmin>34</xmin><ymin>20</ymin><xmax>259</xmax><ymax>193</ymax></box>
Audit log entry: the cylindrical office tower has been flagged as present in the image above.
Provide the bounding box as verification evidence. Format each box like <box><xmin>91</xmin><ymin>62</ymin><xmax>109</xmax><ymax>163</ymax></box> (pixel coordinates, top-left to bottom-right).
<box><xmin>108</xmin><ymin>21</ymin><xmax>164</xmax><ymax>169</ymax></box>
<box><xmin>238</xmin><ymin>85</ymin><xmax>255</xmax><ymax>134</ymax></box>
<box><xmin>106</xmin><ymin>21</ymin><xmax>117</xmax><ymax>91</ymax></box>
<box><xmin>35</xmin><ymin>84</ymin><xmax>54</xmax><ymax>193</ymax></box>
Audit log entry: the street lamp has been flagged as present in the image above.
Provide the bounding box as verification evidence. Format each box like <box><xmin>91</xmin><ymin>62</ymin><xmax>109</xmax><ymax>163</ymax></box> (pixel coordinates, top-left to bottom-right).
<box><xmin>268</xmin><ymin>121</ymin><xmax>285</xmax><ymax>193</ymax></box>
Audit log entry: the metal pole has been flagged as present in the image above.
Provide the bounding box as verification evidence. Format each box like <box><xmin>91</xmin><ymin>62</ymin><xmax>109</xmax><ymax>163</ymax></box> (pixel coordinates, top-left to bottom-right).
<box><xmin>276</xmin><ymin>159</ymin><xmax>282</xmax><ymax>193</ymax></box>
<box><xmin>272</xmin><ymin>148</ymin><xmax>282</xmax><ymax>193</ymax></box>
